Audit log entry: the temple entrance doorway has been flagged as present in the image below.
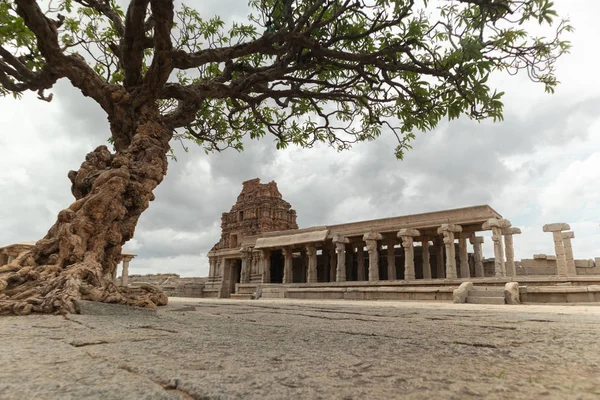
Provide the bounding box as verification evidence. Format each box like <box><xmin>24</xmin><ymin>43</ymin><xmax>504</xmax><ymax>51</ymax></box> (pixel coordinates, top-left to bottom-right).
<box><xmin>229</xmin><ymin>259</ymin><xmax>242</xmax><ymax>294</ymax></box>
<box><xmin>270</xmin><ymin>250</ymin><xmax>284</xmax><ymax>283</ymax></box>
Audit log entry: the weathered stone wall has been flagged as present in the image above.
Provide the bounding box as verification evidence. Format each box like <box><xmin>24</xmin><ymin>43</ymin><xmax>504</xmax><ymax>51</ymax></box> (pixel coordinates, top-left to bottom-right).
<box><xmin>126</xmin><ymin>274</ymin><xmax>207</xmax><ymax>298</ymax></box>
<box><xmin>212</xmin><ymin>178</ymin><xmax>298</xmax><ymax>251</ymax></box>
<box><xmin>514</xmin><ymin>256</ymin><xmax>599</xmax><ymax>276</ymax></box>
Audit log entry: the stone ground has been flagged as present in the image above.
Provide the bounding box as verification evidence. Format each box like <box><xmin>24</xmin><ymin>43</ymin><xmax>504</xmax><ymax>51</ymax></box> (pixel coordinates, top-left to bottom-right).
<box><xmin>1</xmin><ymin>299</ymin><xmax>600</xmax><ymax>400</ymax></box>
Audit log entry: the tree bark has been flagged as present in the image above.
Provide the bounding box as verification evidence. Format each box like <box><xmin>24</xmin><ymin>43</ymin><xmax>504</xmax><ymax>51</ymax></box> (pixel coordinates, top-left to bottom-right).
<box><xmin>0</xmin><ymin>104</ymin><xmax>172</xmax><ymax>315</ymax></box>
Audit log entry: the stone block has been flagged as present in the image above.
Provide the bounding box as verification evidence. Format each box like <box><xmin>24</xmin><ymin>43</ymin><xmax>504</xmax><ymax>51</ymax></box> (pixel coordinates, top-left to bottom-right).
<box><xmin>75</xmin><ymin>300</ymin><xmax>158</xmax><ymax>316</ymax></box>
<box><xmin>574</xmin><ymin>259</ymin><xmax>592</xmax><ymax>268</ymax></box>
<box><xmin>502</xmin><ymin>227</ymin><xmax>521</xmax><ymax>235</ymax></box>
<box><xmin>562</xmin><ymin>231</ymin><xmax>575</xmax><ymax>239</ymax></box>
<box><xmin>452</xmin><ymin>282</ymin><xmax>473</xmax><ymax>304</ymax></box>
<box><xmin>469</xmin><ymin>236</ymin><xmax>484</xmax><ymax>245</ymax></box>
<box><xmin>566</xmin><ymin>292</ymin><xmax>594</xmax><ymax>303</ymax></box>
<box><xmin>397</xmin><ymin>228</ymin><xmax>420</xmax><ymax>238</ymax></box>
<box><xmin>482</xmin><ymin>218</ymin><xmax>511</xmax><ymax>230</ymax></box>
<box><xmin>533</xmin><ymin>254</ymin><xmax>547</xmax><ymax>260</ymax></box>
<box><xmin>542</xmin><ymin>223</ymin><xmax>570</xmax><ymax>232</ymax></box>
<box><xmin>547</xmin><ymin>255</ymin><xmax>557</xmax><ymax>261</ymax></box>
<box><xmin>437</xmin><ymin>224</ymin><xmax>462</xmax><ymax>234</ymax></box>
<box><xmin>332</xmin><ymin>233</ymin><xmax>349</xmax><ymax>244</ymax></box>
<box><xmin>504</xmin><ymin>282</ymin><xmax>520</xmax><ymax>305</ymax></box>
<box><xmin>362</xmin><ymin>232</ymin><xmax>382</xmax><ymax>241</ymax></box>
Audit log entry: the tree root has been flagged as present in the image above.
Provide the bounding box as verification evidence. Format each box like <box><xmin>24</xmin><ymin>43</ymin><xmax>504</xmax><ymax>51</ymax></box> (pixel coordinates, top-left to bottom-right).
<box><xmin>0</xmin><ymin>252</ymin><xmax>167</xmax><ymax>316</ymax></box>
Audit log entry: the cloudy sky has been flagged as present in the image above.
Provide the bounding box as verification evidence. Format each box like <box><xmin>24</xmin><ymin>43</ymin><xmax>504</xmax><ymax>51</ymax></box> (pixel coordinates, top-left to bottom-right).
<box><xmin>1</xmin><ymin>0</ymin><xmax>599</xmax><ymax>277</ymax></box>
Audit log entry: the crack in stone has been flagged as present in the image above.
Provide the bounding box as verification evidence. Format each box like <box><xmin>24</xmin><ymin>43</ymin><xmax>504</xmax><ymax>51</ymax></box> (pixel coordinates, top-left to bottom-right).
<box><xmin>69</xmin><ymin>337</ymin><xmax>156</xmax><ymax>348</ymax></box>
<box><xmin>118</xmin><ymin>365</ymin><xmax>208</xmax><ymax>400</ymax></box>
<box><xmin>63</xmin><ymin>315</ymin><xmax>96</xmax><ymax>329</ymax></box>
<box><xmin>138</xmin><ymin>325</ymin><xmax>179</xmax><ymax>333</ymax></box>
<box><xmin>451</xmin><ymin>341</ymin><xmax>499</xmax><ymax>349</ymax></box>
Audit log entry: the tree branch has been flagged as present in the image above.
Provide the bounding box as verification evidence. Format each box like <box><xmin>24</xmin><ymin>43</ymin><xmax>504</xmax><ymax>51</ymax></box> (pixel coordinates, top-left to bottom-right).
<box><xmin>121</xmin><ymin>0</ymin><xmax>149</xmax><ymax>88</ymax></box>
<box><xmin>14</xmin><ymin>0</ymin><xmax>112</xmax><ymax>111</ymax></box>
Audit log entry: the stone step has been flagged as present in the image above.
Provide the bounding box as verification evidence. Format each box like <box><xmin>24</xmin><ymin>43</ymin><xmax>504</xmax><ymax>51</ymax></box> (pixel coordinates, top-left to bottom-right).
<box><xmin>468</xmin><ymin>287</ymin><xmax>505</xmax><ymax>298</ymax></box>
<box><xmin>237</xmin><ymin>286</ymin><xmax>258</xmax><ymax>295</ymax></box>
<box><xmin>466</xmin><ymin>296</ymin><xmax>505</xmax><ymax>305</ymax></box>
<box><xmin>230</xmin><ymin>294</ymin><xmax>254</xmax><ymax>300</ymax></box>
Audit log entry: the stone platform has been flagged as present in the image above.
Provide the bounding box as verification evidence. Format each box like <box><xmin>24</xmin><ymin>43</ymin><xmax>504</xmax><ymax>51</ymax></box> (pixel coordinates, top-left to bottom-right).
<box><xmin>2</xmin><ymin>298</ymin><xmax>600</xmax><ymax>399</ymax></box>
<box><xmin>239</xmin><ymin>276</ymin><xmax>600</xmax><ymax>303</ymax></box>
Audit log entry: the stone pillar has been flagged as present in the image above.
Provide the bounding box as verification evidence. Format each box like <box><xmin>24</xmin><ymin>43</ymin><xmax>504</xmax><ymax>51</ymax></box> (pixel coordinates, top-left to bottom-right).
<box><xmin>240</xmin><ymin>247</ymin><xmax>251</xmax><ymax>284</ymax></box>
<box><xmin>421</xmin><ymin>239</ymin><xmax>431</xmax><ymax>280</ymax></box>
<box><xmin>219</xmin><ymin>258</ymin><xmax>225</xmax><ymax>278</ymax></box>
<box><xmin>306</xmin><ymin>244</ymin><xmax>318</xmax><ymax>283</ymax></box>
<box><xmin>328</xmin><ymin>246</ymin><xmax>336</xmax><ymax>282</ymax></box>
<box><xmin>357</xmin><ymin>245</ymin><xmax>366</xmax><ymax>281</ymax></box>
<box><xmin>437</xmin><ymin>224</ymin><xmax>462</xmax><ymax>279</ymax></box>
<box><xmin>7</xmin><ymin>255</ymin><xmax>15</xmax><ymax>264</ymax></box>
<box><xmin>112</xmin><ymin>265</ymin><xmax>118</xmax><ymax>283</ymax></box>
<box><xmin>363</xmin><ymin>232</ymin><xmax>382</xmax><ymax>281</ymax></box>
<box><xmin>282</xmin><ymin>247</ymin><xmax>294</xmax><ymax>284</ymax></box>
<box><xmin>469</xmin><ymin>236</ymin><xmax>485</xmax><ymax>277</ymax></box>
<box><xmin>398</xmin><ymin>229</ymin><xmax>420</xmax><ymax>281</ymax></box>
<box><xmin>386</xmin><ymin>241</ymin><xmax>397</xmax><ymax>281</ymax></box>
<box><xmin>482</xmin><ymin>218</ymin><xmax>511</xmax><ymax>277</ymax></box>
<box><xmin>260</xmin><ymin>249</ymin><xmax>271</xmax><ymax>283</ymax></box>
<box><xmin>435</xmin><ymin>237</ymin><xmax>444</xmax><ymax>279</ymax></box>
<box><xmin>562</xmin><ymin>231</ymin><xmax>576</xmax><ymax>276</ymax></box>
<box><xmin>346</xmin><ymin>244</ymin><xmax>354</xmax><ymax>281</ymax></box>
<box><xmin>120</xmin><ymin>255</ymin><xmax>133</xmax><ymax>287</ymax></box>
<box><xmin>543</xmin><ymin>223</ymin><xmax>571</xmax><ymax>277</ymax></box>
<box><xmin>458</xmin><ymin>236</ymin><xmax>470</xmax><ymax>278</ymax></box>
<box><xmin>208</xmin><ymin>257</ymin><xmax>214</xmax><ymax>277</ymax></box>
<box><xmin>333</xmin><ymin>234</ymin><xmax>349</xmax><ymax>282</ymax></box>
<box><xmin>502</xmin><ymin>227</ymin><xmax>522</xmax><ymax>277</ymax></box>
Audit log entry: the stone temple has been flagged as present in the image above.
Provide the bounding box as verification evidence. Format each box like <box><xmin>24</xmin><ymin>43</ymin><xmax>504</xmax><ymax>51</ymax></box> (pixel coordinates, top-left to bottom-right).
<box><xmin>202</xmin><ymin>178</ymin><xmax>600</xmax><ymax>302</ymax></box>
<box><xmin>2</xmin><ymin>178</ymin><xmax>599</xmax><ymax>303</ymax></box>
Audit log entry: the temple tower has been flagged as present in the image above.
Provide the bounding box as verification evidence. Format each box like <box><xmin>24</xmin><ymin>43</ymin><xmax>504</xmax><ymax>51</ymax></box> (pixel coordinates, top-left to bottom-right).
<box><xmin>212</xmin><ymin>178</ymin><xmax>298</xmax><ymax>251</ymax></box>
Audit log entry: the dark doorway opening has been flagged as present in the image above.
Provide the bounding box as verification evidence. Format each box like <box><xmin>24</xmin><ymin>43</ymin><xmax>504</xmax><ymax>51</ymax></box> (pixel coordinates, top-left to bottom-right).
<box><xmin>230</xmin><ymin>259</ymin><xmax>242</xmax><ymax>293</ymax></box>
<box><xmin>270</xmin><ymin>250</ymin><xmax>284</xmax><ymax>283</ymax></box>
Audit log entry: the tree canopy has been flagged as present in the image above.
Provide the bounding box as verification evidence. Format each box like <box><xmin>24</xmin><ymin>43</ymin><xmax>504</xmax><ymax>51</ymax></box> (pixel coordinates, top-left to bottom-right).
<box><xmin>1</xmin><ymin>0</ymin><xmax>571</xmax><ymax>158</ymax></box>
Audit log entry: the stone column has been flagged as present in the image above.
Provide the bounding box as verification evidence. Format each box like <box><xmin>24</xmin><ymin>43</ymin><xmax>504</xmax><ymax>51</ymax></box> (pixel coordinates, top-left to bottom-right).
<box><xmin>306</xmin><ymin>244</ymin><xmax>318</xmax><ymax>283</ymax></box>
<box><xmin>260</xmin><ymin>249</ymin><xmax>271</xmax><ymax>283</ymax></box>
<box><xmin>219</xmin><ymin>258</ymin><xmax>225</xmax><ymax>278</ymax></box>
<box><xmin>502</xmin><ymin>227</ymin><xmax>522</xmax><ymax>277</ymax></box>
<box><xmin>357</xmin><ymin>245</ymin><xmax>366</xmax><ymax>281</ymax></box>
<box><xmin>437</xmin><ymin>224</ymin><xmax>462</xmax><ymax>279</ymax></box>
<box><xmin>282</xmin><ymin>247</ymin><xmax>294</xmax><ymax>284</ymax></box>
<box><xmin>469</xmin><ymin>236</ymin><xmax>485</xmax><ymax>277</ymax></box>
<box><xmin>346</xmin><ymin>244</ymin><xmax>354</xmax><ymax>281</ymax></box>
<box><xmin>240</xmin><ymin>247</ymin><xmax>251</xmax><ymax>284</ymax></box>
<box><xmin>458</xmin><ymin>235</ymin><xmax>470</xmax><ymax>278</ymax></box>
<box><xmin>328</xmin><ymin>246</ymin><xmax>336</xmax><ymax>282</ymax></box>
<box><xmin>398</xmin><ymin>229</ymin><xmax>420</xmax><ymax>281</ymax></box>
<box><xmin>386</xmin><ymin>241</ymin><xmax>397</xmax><ymax>281</ymax></box>
<box><xmin>482</xmin><ymin>218</ymin><xmax>511</xmax><ymax>277</ymax></box>
<box><xmin>435</xmin><ymin>237</ymin><xmax>444</xmax><ymax>279</ymax></box>
<box><xmin>208</xmin><ymin>257</ymin><xmax>214</xmax><ymax>277</ymax></box>
<box><xmin>363</xmin><ymin>232</ymin><xmax>382</xmax><ymax>281</ymax></box>
<box><xmin>562</xmin><ymin>231</ymin><xmax>576</xmax><ymax>276</ymax></box>
<box><xmin>333</xmin><ymin>234</ymin><xmax>349</xmax><ymax>282</ymax></box>
<box><xmin>421</xmin><ymin>239</ymin><xmax>431</xmax><ymax>280</ymax></box>
<box><xmin>543</xmin><ymin>223</ymin><xmax>571</xmax><ymax>277</ymax></box>
<box><xmin>121</xmin><ymin>255</ymin><xmax>133</xmax><ymax>286</ymax></box>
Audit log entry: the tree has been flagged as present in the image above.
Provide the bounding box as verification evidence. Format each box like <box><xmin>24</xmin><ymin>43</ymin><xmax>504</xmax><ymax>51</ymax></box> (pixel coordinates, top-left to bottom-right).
<box><xmin>0</xmin><ymin>0</ymin><xmax>571</xmax><ymax>315</ymax></box>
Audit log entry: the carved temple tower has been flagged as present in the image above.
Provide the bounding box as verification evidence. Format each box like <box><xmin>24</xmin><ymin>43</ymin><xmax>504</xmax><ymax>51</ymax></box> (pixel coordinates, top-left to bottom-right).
<box><xmin>212</xmin><ymin>178</ymin><xmax>298</xmax><ymax>251</ymax></box>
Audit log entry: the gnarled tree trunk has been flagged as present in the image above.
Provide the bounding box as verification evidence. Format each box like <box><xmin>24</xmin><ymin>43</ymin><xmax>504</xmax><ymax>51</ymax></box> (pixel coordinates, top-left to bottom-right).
<box><xmin>0</xmin><ymin>104</ymin><xmax>171</xmax><ymax>315</ymax></box>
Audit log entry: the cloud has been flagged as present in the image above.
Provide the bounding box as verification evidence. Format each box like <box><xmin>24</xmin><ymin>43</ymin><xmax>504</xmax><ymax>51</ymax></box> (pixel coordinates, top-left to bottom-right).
<box><xmin>1</xmin><ymin>0</ymin><xmax>599</xmax><ymax>278</ymax></box>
